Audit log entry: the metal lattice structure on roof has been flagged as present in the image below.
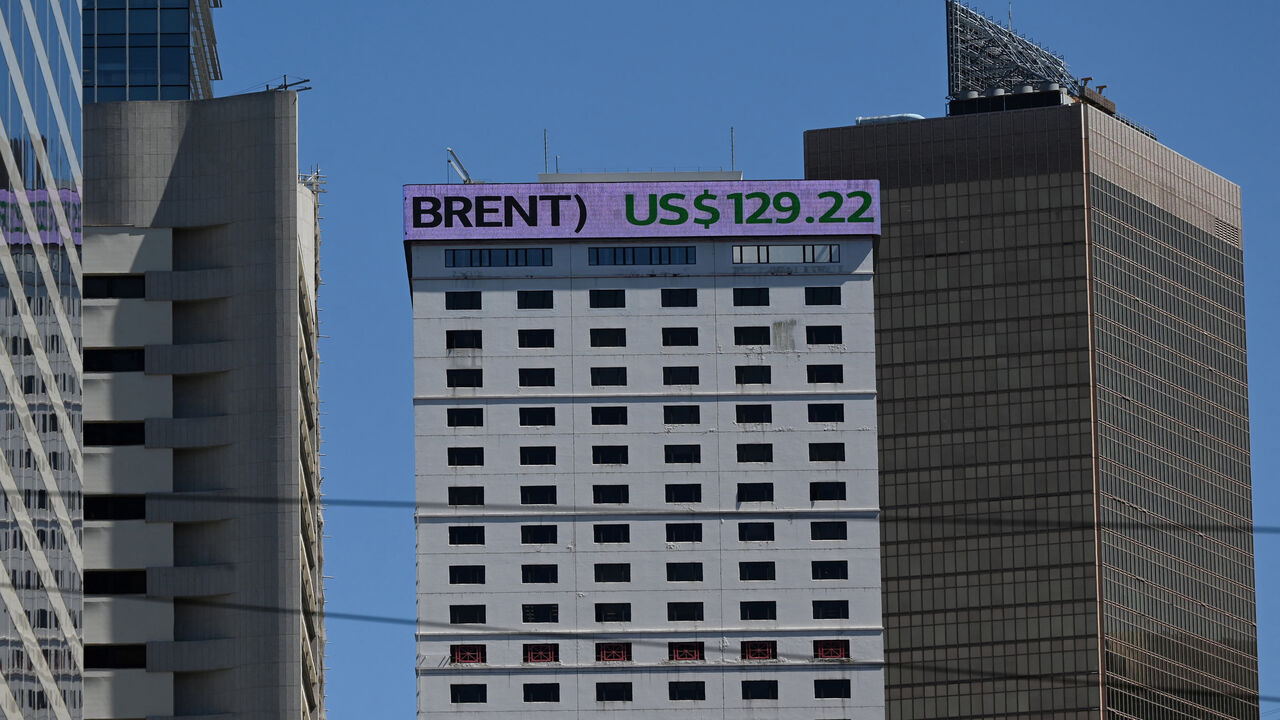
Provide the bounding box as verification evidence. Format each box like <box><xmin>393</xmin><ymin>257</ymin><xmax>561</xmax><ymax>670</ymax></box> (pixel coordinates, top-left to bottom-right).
<box><xmin>946</xmin><ymin>0</ymin><xmax>1078</xmax><ymax>100</ymax></box>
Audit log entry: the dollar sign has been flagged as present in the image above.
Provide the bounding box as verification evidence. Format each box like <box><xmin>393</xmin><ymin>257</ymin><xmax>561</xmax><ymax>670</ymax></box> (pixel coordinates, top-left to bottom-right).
<box><xmin>693</xmin><ymin>190</ymin><xmax>719</xmax><ymax>229</ymax></box>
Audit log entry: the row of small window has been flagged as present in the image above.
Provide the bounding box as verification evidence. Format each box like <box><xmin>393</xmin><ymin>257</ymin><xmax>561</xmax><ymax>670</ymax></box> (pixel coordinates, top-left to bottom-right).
<box><xmin>447</xmin><ymin>519</ymin><xmax>850</xmax><ymax>545</ymax></box>
<box><xmin>447</xmin><ymin>559</ymin><xmax>850</xmax><ymax>585</ymax></box>
<box><xmin>450</xmin><ymin>639</ymin><xmax>850</xmax><ymax>664</ymax></box>
<box><xmin>447</xmin><ymin>599</ymin><xmax>853</xmax><ymax>624</ymax></box>
<box><xmin>448</xmin><ymin>403</ymin><xmax>845</xmax><ymax>428</ymax></box>
<box><xmin>446</xmin><ymin>443</ymin><xmax>847</xmax><ymax>467</ymax></box>
<box><xmin>446</xmin><ymin>677</ymin><xmax>853</xmax><ymax>703</ymax></box>
<box><xmin>443</xmin><ymin>286</ymin><xmax>842</xmax><ymax>310</ymax></box>
<box><xmin>445</xmin><ymin>325</ymin><xmax>843</xmax><ymax>349</ymax></box>
<box><xmin>446</xmin><ymin>364</ymin><xmax>845</xmax><ymax>388</ymax></box>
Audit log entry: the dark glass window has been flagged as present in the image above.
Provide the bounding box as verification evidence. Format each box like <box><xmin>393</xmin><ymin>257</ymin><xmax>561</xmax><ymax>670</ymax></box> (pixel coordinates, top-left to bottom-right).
<box><xmin>449</xmin><ymin>566</ymin><xmax>485</xmax><ymax>585</ymax></box>
<box><xmin>812</xmin><ymin>560</ymin><xmax>849</xmax><ymax>580</ymax></box>
<box><xmin>661</xmin><ymin>288</ymin><xmax>697</xmax><ymax>307</ymax></box>
<box><xmin>662</xmin><ymin>366</ymin><xmax>699</xmax><ymax>385</ymax></box>
<box><xmin>449</xmin><ymin>605</ymin><xmax>486</xmax><ymax>624</ymax></box>
<box><xmin>806</xmin><ymin>325</ymin><xmax>843</xmax><ymax>344</ymax></box>
<box><xmin>519</xmin><ymin>407</ymin><xmax>555</xmax><ymax>426</ymax></box>
<box><xmin>666</xmin><ymin>562</ymin><xmax>703</xmax><ymax>582</ymax></box>
<box><xmin>734</xmin><ymin>326</ymin><xmax>770</xmax><ymax>345</ymax></box>
<box><xmin>519</xmin><ymin>446</ymin><xmax>557</xmax><ymax>465</ymax></box>
<box><xmin>517</xmin><ymin>290</ymin><xmax>553</xmax><ymax>309</ymax></box>
<box><xmin>84</xmin><ymin>644</ymin><xmax>146</xmax><ymax>669</ymax></box>
<box><xmin>520</xmin><ymin>486</ymin><xmax>556</xmax><ymax>505</ymax></box>
<box><xmin>596</xmin><ymin>682</ymin><xmax>632</xmax><ymax>702</ymax></box>
<box><xmin>739</xmin><ymin>562</ymin><xmax>775</xmax><ymax>581</ymax></box>
<box><xmin>83</xmin><ymin>274</ymin><xmax>144</xmax><ymax>299</ymax></box>
<box><xmin>523</xmin><ymin>683</ymin><xmax>560</xmax><ymax>703</ymax></box>
<box><xmin>444</xmin><ymin>291</ymin><xmax>481</xmax><ymax>310</ymax></box>
<box><xmin>735</xmin><ymin>365</ymin><xmax>771</xmax><ymax>384</ymax></box>
<box><xmin>448</xmin><ymin>527</ymin><xmax>484</xmax><ymax>545</ymax></box>
<box><xmin>738</xmin><ymin>522</ymin><xmax>775</xmax><ymax>542</ymax></box>
<box><xmin>809</xmin><ymin>442</ymin><xmax>846</xmax><ymax>461</ymax></box>
<box><xmin>591</xmin><ymin>406</ymin><xmax>627</xmax><ymax>425</ymax></box>
<box><xmin>447</xmin><ymin>487</ymin><xmax>483</xmax><ymax>506</ymax></box>
<box><xmin>736</xmin><ymin>483</ymin><xmax>774</xmax><ymax>502</ymax></box>
<box><xmin>521</xmin><ymin>525</ymin><xmax>557</xmax><ymax>544</ymax></box>
<box><xmin>741</xmin><ymin>680</ymin><xmax>779</xmax><ymax>700</ymax></box>
<box><xmin>518</xmin><ymin>368</ymin><xmax>555</xmax><ymax>387</ymax></box>
<box><xmin>593</xmin><ymin>524</ymin><xmax>630</xmax><ymax>543</ymax></box>
<box><xmin>594</xmin><ymin>563</ymin><xmax>630</xmax><ymax>582</ymax></box>
<box><xmin>445</xmin><ymin>248</ymin><xmax>552</xmax><ymax>267</ymax></box>
<box><xmin>84</xmin><ymin>570</ymin><xmax>146</xmax><ymax>595</ymax></box>
<box><xmin>590</xmin><ymin>328</ymin><xmax>627</xmax><ymax>347</ymax></box>
<box><xmin>588</xmin><ymin>289</ymin><xmax>625</xmax><ymax>308</ymax></box>
<box><xmin>812</xmin><ymin>600</ymin><xmax>850</xmax><ymax>619</ymax></box>
<box><xmin>807</xmin><ymin>364</ymin><xmax>844</xmax><ymax>383</ymax></box>
<box><xmin>589</xmin><ymin>246</ymin><xmax>695</xmax><ymax>266</ymax></box>
<box><xmin>590</xmin><ymin>367</ymin><xmax>627</xmax><ymax>386</ymax></box>
<box><xmin>84</xmin><ymin>494</ymin><xmax>145</xmax><ymax>521</ymax></box>
<box><xmin>666</xmin><ymin>523</ymin><xmax>702</xmax><ymax>542</ymax></box>
<box><xmin>522</xmin><ymin>604</ymin><xmax>559</xmax><ymax>623</ymax></box>
<box><xmin>450</xmin><ymin>684</ymin><xmax>486</xmax><ymax>703</ymax></box>
<box><xmin>665</xmin><ymin>484</ymin><xmax>701</xmax><ymax>503</ymax></box>
<box><xmin>594</xmin><ymin>603</ymin><xmax>631</xmax><ymax>622</ymax></box>
<box><xmin>810</xmin><ymin>482</ymin><xmax>847</xmax><ymax>501</ymax></box>
<box><xmin>662</xmin><ymin>327</ymin><xmax>698</xmax><ymax>346</ymax></box>
<box><xmin>446</xmin><ymin>330</ymin><xmax>481</xmax><ymax>349</ymax></box>
<box><xmin>664</xmin><ymin>444</ymin><xmax>701</xmax><ymax>463</ymax></box>
<box><xmin>84</xmin><ymin>422</ymin><xmax>145</xmax><ymax>446</ymax></box>
<box><xmin>740</xmin><ymin>601</ymin><xmax>777</xmax><ymax>620</ymax></box>
<box><xmin>810</xmin><ymin>521</ymin><xmax>847</xmax><ymax>540</ymax></box>
<box><xmin>84</xmin><ymin>348</ymin><xmax>144</xmax><ymax>372</ymax></box>
<box><xmin>592</xmin><ymin>445</ymin><xmax>628</xmax><ymax>464</ymax></box>
<box><xmin>518</xmin><ymin>329</ymin><xmax>555</xmax><ymax>348</ymax></box>
<box><xmin>808</xmin><ymin>403</ymin><xmax>845</xmax><ymax>422</ymax></box>
<box><xmin>521</xmin><ymin>565</ymin><xmax>558</xmax><ymax>585</ymax></box>
<box><xmin>814</xmin><ymin>679</ymin><xmax>851</xmax><ymax>698</ymax></box>
<box><xmin>446</xmin><ymin>369</ymin><xmax>482</xmax><ymax>388</ymax></box>
<box><xmin>804</xmin><ymin>286</ymin><xmax>841</xmax><ymax>305</ymax></box>
<box><xmin>592</xmin><ymin>485</ymin><xmax>628</xmax><ymax>504</ymax></box>
<box><xmin>736</xmin><ymin>443</ymin><xmax>773</xmax><ymax>462</ymax></box>
<box><xmin>668</xmin><ymin>681</ymin><xmax>705</xmax><ymax>701</ymax></box>
<box><xmin>735</xmin><ymin>404</ymin><xmax>771</xmax><ymax>423</ymax></box>
<box><xmin>667</xmin><ymin>602</ymin><xmax>704</xmax><ymax>621</ymax></box>
<box><xmin>447</xmin><ymin>447</ymin><xmax>484</xmax><ymax>466</ymax></box>
<box><xmin>732</xmin><ymin>287</ymin><xmax>769</xmax><ymax>306</ymax></box>
<box><xmin>447</xmin><ymin>408</ymin><xmax>483</xmax><ymax>427</ymax></box>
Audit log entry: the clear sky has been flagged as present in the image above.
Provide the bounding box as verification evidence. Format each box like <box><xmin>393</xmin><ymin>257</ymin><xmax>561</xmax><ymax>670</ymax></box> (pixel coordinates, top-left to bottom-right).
<box><xmin>211</xmin><ymin>1</ymin><xmax>1278</xmax><ymax>716</ymax></box>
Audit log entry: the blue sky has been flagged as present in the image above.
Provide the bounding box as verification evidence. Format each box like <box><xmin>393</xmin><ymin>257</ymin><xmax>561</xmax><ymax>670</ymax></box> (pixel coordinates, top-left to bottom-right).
<box><xmin>212</xmin><ymin>1</ymin><xmax>1278</xmax><ymax>715</ymax></box>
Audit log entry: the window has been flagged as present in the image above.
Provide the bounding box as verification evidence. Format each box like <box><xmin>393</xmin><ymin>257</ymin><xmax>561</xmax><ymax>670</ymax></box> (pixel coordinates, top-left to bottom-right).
<box><xmin>588</xmin><ymin>289</ymin><xmax>625</xmax><ymax>308</ymax></box>
<box><xmin>811</xmin><ymin>521</ymin><xmax>847</xmax><ymax>540</ymax></box>
<box><xmin>664</xmin><ymin>444</ymin><xmax>701</xmax><ymax>464</ymax></box>
<box><xmin>448</xmin><ymin>527</ymin><xmax>484</xmax><ymax>545</ymax></box>
<box><xmin>806</xmin><ymin>325</ymin><xmax>843</xmax><ymax>344</ymax></box>
<box><xmin>666</xmin><ymin>523</ymin><xmax>702</xmax><ymax>542</ymax></box>
<box><xmin>520</xmin><ymin>486</ymin><xmax>556</xmax><ymax>504</ymax></box>
<box><xmin>519</xmin><ymin>407</ymin><xmax>555</xmax><ymax>426</ymax></box>
<box><xmin>523</xmin><ymin>683</ymin><xmax>560</xmax><ymax>703</ymax></box>
<box><xmin>737</xmin><ymin>483</ymin><xmax>774</xmax><ymax>502</ymax></box>
<box><xmin>592</xmin><ymin>485</ymin><xmax>629</xmax><ymax>504</ymax></box>
<box><xmin>807</xmin><ymin>364</ymin><xmax>844</xmax><ymax>383</ymax></box>
<box><xmin>735</xmin><ymin>365</ymin><xmax>771</xmax><ymax>384</ymax></box>
<box><xmin>739</xmin><ymin>562</ymin><xmax>776</xmax><ymax>581</ymax></box>
<box><xmin>517</xmin><ymin>290</ymin><xmax>553</xmax><ymax>309</ymax></box>
<box><xmin>84</xmin><ymin>348</ymin><xmax>145</xmax><ymax>372</ymax></box>
<box><xmin>594</xmin><ymin>603</ymin><xmax>631</xmax><ymax>622</ymax></box>
<box><xmin>733</xmin><ymin>244</ymin><xmax>839</xmax><ymax>264</ymax></box>
<box><xmin>446</xmin><ymin>369</ymin><xmax>482</xmax><ymax>388</ymax></box>
<box><xmin>522</xmin><ymin>604</ymin><xmax>559</xmax><ymax>623</ymax></box>
<box><xmin>84</xmin><ymin>644</ymin><xmax>146</xmax><ymax>669</ymax></box>
<box><xmin>814</xmin><ymin>639</ymin><xmax>850</xmax><ymax>659</ymax></box>
<box><xmin>662</xmin><ymin>366</ymin><xmax>699</xmax><ymax>385</ymax></box>
<box><xmin>449</xmin><ymin>566</ymin><xmax>485</xmax><ymax>585</ymax></box>
<box><xmin>84</xmin><ymin>495</ymin><xmax>145</xmax><ymax>521</ymax></box>
<box><xmin>814</xmin><ymin>679</ymin><xmax>852</xmax><ymax>699</ymax></box>
<box><xmin>805</xmin><ymin>286</ymin><xmax>841</xmax><ymax>305</ymax></box>
<box><xmin>808</xmin><ymin>403</ymin><xmax>845</xmax><ymax>422</ymax></box>
<box><xmin>83</xmin><ymin>570</ymin><xmax>146</xmax><ymax>595</ymax></box>
<box><xmin>450</xmin><ymin>645</ymin><xmax>485</xmax><ymax>664</ymax></box>
<box><xmin>738</xmin><ymin>522</ymin><xmax>775</xmax><ymax>542</ymax></box>
<box><xmin>809</xmin><ymin>442</ymin><xmax>846</xmax><ymax>462</ymax></box>
<box><xmin>521</xmin><ymin>525</ymin><xmax>557</xmax><ymax>544</ymax></box>
<box><xmin>812</xmin><ymin>600</ymin><xmax>850</xmax><ymax>619</ymax></box>
<box><xmin>665</xmin><ymin>484</ymin><xmax>702</xmax><ymax>503</ymax></box>
<box><xmin>589</xmin><ymin>246</ymin><xmax>695</xmax><ymax>266</ymax></box>
<box><xmin>523</xmin><ymin>644</ymin><xmax>559</xmax><ymax>663</ymax></box>
<box><xmin>522</xmin><ymin>565</ymin><xmax>558</xmax><ymax>583</ymax></box>
<box><xmin>734</xmin><ymin>326</ymin><xmax>770</xmax><ymax>345</ymax></box>
<box><xmin>740</xmin><ymin>601</ymin><xmax>777</xmax><ymax>620</ymax></box>
<box><xmin>742</xmin><ymin>680</ymin><xmax>779</xmax><ymax>700</ymax></box>
<box><xmin>592</xmin><ymin>445</ymin><xmax>629</xmax><ymax>464</ymax></box>
<box><xmin>590</xmin><ymin>328</ymin><xmax>627</xmax><ymax>347</ymax></box>
<box><xmin>737</xmin><ymin>443</ymin><xmax>773</xmax><ymax>463</ymax></box>
<box><xmin>668</xmin><ymin>681</ymin><xmax>706</xmax><ymax>701</ymax></box>
<box><xmin>736</xmin><ymin>404</ymin><xmax>771</xmax><ymax>423</ymax></box>
<box><xmin>520</xmin><ymin>446</ymin><xmax>557</xmax><ymax>465</ymax></box>
<box><xmin>668</xmin><ymin>641</ymin><xmax>704</xmax><ymax>660</ymax></box>
<box><xmin>732</xmin><ymin>287</ymin><xmax>769</xmax><ymax>306</ymax></box>
<box><xmin>446</xmin><ymin>330</ymin><xmax>481</xmax><ymax>349</ymax></box>
<box><xmin>447</xmin><ymin>408</ymin><xmax>483</xmax><ymax>427</ymax></box>
<box><xmin>449</xmin><ymin>605</ymin><xmax>486</xmax><ymax>624</ymax></box>
<box><xmin>810</xmin><ymin>482</ymin><xmax>847</xmax><ymax>501</ymax></box>
<box><xmin>450</xmin><ymin>684</ymin><xmax>486</xmax><ymax>703</ymax></box>
<box><xmin>812</xmin><ymin>561</ymin><xmax>849</xmax><ymax>580</ymax></box>
<box><xmin>596</xmin><ymin>682</ymin><xmax>632</xmax><ymax>701</ymax></box>
<box><xmin>519</xmin><ymin>368</ymin><xmax>555</xmax><ymax>387</ymax></box>
<box><xmin>518</xmin><ymin>329</ymin><xmax>555</xmax><ymax>348</ymax></box>
<box><xmin>445</xmin><ymin>248</ymin><xmax>552</xmax><ymax>267</ymax></box>
<box><xmin>447</xmin><ymin>487</ymin><xmax>483</xmax><ymax>506</ymax></box>
<box><xmin>444</xmin><ymin>291</ymin><xmax>481</xmax><ymax>310</ymax></box>
<box><xmin>741</xmin><ymin>640</ymin><xmax>777</xmax><ymax>660</ymax></box>
<box><xmin>666</xmin><ymin>562</ymin><xmax>703</xmax><ymax>582</ymax></box>
<box><xmin>447</xmin><ymin>447</ymin><xmax>484</xmax><ymax>466</ymax></box>
<box><xmin>84</xmin><ymin>274</ymin><xmax>145</xmax><ymax>299</ymax></box>
<box><xmin>590</xmin><ymin>367</ymin><xmax>627</xmax><ymax>386</ymax></box>
<box><xmin>594</xmin><ymin>563</ymin><xmax>631</xmax><ymax>582</ymax></box>
<box><xmin>593</xmin><ymin>524</ymin><xmax>630</xmax><ymax>543</ymax></box>
<box><xmin>661</xmin><ymin>288</ymin><xmax>697</xmax><ymax>307</ymax></box>
<box><xmin>84</xmin><ymin>422</ymin><xmax>145</xmax><ymax>446</ymax></box>
<box><xmin>667</xmin><ymin>602</ymin><xmax>704</xmax><ymax>621</ymax></box>
<box><xmin>661</xmin><ymin>327</ymin><xmax>698</xmax><ymax>346</ymax></box>
<box><xmin>596</xmin><ymin>642</ymin><xmax>631</xmax><ymax>661</ymax></box>
<box><xmin>591</xmin><ymin>406</ymin><xmax>627</xmax><ymax>425</ymax></box>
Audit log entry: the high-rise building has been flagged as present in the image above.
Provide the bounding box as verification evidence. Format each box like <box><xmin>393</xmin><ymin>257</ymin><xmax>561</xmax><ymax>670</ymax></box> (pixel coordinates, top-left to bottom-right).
<box><xmin>79</xmin><ymin>91</ymin><xmax>325</xmax><ymax>720</ymax></box>
<box><xmin>406</xmin><ymin>174</ymin><xmax>884</xmax><ymax>718</ymax></box>
<box><xmin>0</xmin><ymin>2</ymin><xmax>85</xmax><ymax>718</ymax></box>
<box><xmin>82</xmin><ymin>0</ymin><xmax>221</xmax><ymax>102</ymax></box>
<box><xmin>804</xmin><ymin>3</ymin><xmax>1256</xmax><ymax>719</ymax></box>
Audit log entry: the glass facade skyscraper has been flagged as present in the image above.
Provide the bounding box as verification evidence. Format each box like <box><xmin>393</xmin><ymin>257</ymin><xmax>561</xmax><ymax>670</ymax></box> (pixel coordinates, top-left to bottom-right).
<box><xmin>82</xmin><ymin>0</ymin><xmax>220</xmax><ymax>102</ymax></box>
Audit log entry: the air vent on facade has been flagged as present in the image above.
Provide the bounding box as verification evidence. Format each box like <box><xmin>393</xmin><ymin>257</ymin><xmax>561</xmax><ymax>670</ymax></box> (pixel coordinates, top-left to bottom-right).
<box><xmin>1213</xmin><ymin>218</ymin><xmax>1242</xmax><ymax>247</ymax></box>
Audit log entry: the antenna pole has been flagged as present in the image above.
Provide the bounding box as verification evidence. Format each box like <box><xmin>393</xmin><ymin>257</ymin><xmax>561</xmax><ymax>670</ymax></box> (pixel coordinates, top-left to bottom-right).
<box><xmin>543</xmin><ymin>129</ymin><xmax>549</xmax><ymax>174</ymax></box>
<box><xmin>731</xmin><ymin>126</ymin><xmax>736</xmax><ymax>171</ymax></box>
<box><xmin>555</xmin><ymin>155</ymin><xmax>560</xmax><ymax>174</ymax></box>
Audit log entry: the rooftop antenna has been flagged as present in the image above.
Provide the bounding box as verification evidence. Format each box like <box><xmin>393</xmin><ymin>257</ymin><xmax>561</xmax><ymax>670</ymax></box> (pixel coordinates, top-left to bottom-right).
<box><xmin>271</xmin><ymin>74</ymin><xmax>312</xmax><ymax>92</ymax></box>
<box><xmin>555</xmin><ymin>154</ymin><xmax>560</xmax><ymax>173</ymax></box>
<box><xmin>543</xmin><ymin>129</ymin><xmax>549</xmax><ymax>174</ymax></box>
<box><xmin>1008</xmin><ymin>2</ymin><xmax>1012</xmax><ymax>29</ymax></box>
<box><xmin>446</xmin><ymin>147</ymin><xmax>476</xmax><ymax>184</ymax></box>
<box><xmin>730</xmin><ymin>126</ymin><xmax>735</xmax><ymax>172</ymax></box>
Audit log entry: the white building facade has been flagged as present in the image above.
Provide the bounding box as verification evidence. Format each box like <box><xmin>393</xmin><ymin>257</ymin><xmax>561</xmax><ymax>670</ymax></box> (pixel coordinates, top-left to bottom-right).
<box><xmin>407</xmin><ymin>175</ymin><xmax>884</xmax><ymax>719</ymax></box>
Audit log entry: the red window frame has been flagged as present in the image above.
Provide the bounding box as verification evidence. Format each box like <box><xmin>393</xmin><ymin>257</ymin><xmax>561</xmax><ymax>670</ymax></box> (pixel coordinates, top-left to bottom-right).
<box><xmin>449</xmin><ymin>644</ymin><xmax>486</xmax><ymax>664</ymax></box>
<box><xmin>740</xmin><ymin>640</ymin><xmax>777</xmax><ymax>660</ymax></box>
<box><xmin>814</xmin><ymin>639</ymin><xmax>850</xmax><ymax>659</ymax></box>
<box><xmin>668</xmin><ymin>641</ymin><xmax>704</xmax><ymax>661</ymax></box>
<box><xmin>596</xmin><ymin>642</ymin><xmax>632</xmax><ymax>662</ymax></box>
<box><xmin>523</xmin><ymin>643</ymin><xmax>559</xmax><ymax>663</ymax></box>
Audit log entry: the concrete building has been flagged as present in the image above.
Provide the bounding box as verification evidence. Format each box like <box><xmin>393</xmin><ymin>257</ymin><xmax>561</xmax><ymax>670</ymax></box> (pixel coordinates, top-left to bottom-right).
<box><xmin>83</xmin><ymin>0</ymin><xmax>222</xmax><ymax>102</ymax></box>
<box><xmin>80</xmin><ymin>91</ymin><xmax>324</xmax><ymax>720</ymax></box>
<box><xmin>407</xmin><ymin>174</ymin><xmax>884</xmax><ymax>718</ymax></box>
<box><xmin>0</xmin><ymin>2</ymin><xmax>84</xmax><ymax>718</ymax></box>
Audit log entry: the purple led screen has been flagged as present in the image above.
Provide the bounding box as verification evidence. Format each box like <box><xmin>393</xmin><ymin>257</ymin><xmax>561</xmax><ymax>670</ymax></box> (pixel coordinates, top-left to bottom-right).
<box><xmin>0</xmin><ymin>189</ymin><xmax>82</xmax><ymax>245</ymax></box>
<box><xmin>403</xmin><ymin>180</ymin><xmax>879</xmax><ymax>241</ymax></box>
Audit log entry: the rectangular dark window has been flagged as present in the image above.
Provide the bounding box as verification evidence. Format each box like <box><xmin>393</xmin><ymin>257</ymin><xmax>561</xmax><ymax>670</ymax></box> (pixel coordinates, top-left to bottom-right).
<box><xmin>444</xmin><ymin>291</ymin><xmax>481</xmax><ymax>310</ymax></box>
<box><xmin>738</xmin><ymin>522</ymin><xmax>775</xmax><ymax>542</ymax></box>
<box><xmin>523</xmin><ymin>644</ymin><xmax>559</xmax><ymax>663</ymax></box>
<box><xmin>589</xmin><ymin>246</ymin><xmax>695</xmax><ymax>266</ymax></box>
<box><xmin>523</xmin><ymin>683</ymin><xmax>560</xmax><ymax>703</ymax></box>
<box><xmin>84</xmin><ymin>274</ymin><xmax>145</xmax><ymax>299</ymax></box>
<box><xmin>666</xmin><ymin>523</ymin><xmax>702</xmax><ymax>542</ymax></box>
<box><xmin>735</xmin><ymin>365</ymin><xmax>771</xmax><ymax>384</ymax></box>
<box><xmin>519</xmin><ymin>368</ymin><xmax>555</xmax><ymax>387</ymax></box>
<box><xmin>804</xmin><ymin>286</ymin><xmax>841</xmax><ymax>305</ymax></box>
<box><xmin>661</xmin><ymin>327</ymin><xmax>698</xmax><ymax>346</ymax></box>
<box><xmin>518</xmin><ymin>329</ymin><xmax>555</xmax><ymax>348</ymax></box>
<box><xmin>806</xmin><ymin>325</ymin><xmax>843</xmax><ymax>344</ymax></box>
<box><xmin>735</xmin><ymin>404</ymin><xmax>772</xmax><ymax>423</ymax></box>
<box><xmin>666</xmin><ymin>562</ymin><xmax>703</xmax><ymax>582</ymax></box>
<box><xmin>664</xmin><ymin>444</ymin><xmax>701</xmax><ymax>463</ymax></box>
<box><xmin>450</xmin><ymin>644</ymin><xmax>486</xmax><ymax>664</ymax></box>
<box><xmin>810</xmin><ymin>482</ymin><xmax>847</xmax><ymax>501</ymax></box>
<box><xmin>665</xmin><ymin>484</ymin><xmax>702</xmax><ymax>503</ymax></box>
<box><xmin>520</xmin><ymin>486</ymin><xmax>556</xmax><ymax>505</ymax></box>
<box><xmin>84</xmin><ymin>644</ymin><xmax>146</xmax><ymax>669</ymax></box>
<box><xmin>594</xmin><ymin>603</ymin><xmax>631</xmax><ymax>622</ymax></box>
<box><xmin>807</xmin><ymin>364</ymin><xmax>844</xmax><ymax>383</ymax></box>
<box><xmin>667</xmin><ymin>602</ymin><xmax>704</xmax><ymax>621</ymax></box>
<box><xmin>445</xmin><ymin>248</ymin><xmax>552</xmax><ymax>268</ymax></box>
<box><xmin>521</xmin><ymin>565</ymin><xmax>558</xmax><ymax>584</ymax></box>
<box><xmin>520</xmin><ymin>446</ymin><xmax>557</xmax><ymax>465</ymax></box>
<box><xmin>521</xmin><ymin>525</ymin><xmax>557</xmax><ymax>544</ymax></box>
<box><xmin>661</xmin><ymin>288</ymin><xmax>697</xmax><ymax>307</ymax></box>
<box><xmin>809</xmin><ymin>442</ymin><xmax>846</xmax><ymax>461</ymax></box>
<box><xmin>734</xmin><ymin>326</ymin><xmax>770</xmax><ymax>345</ymax></box>
<box><xmin>662</xmin><ymin>366</ymin><xmax>699</xmax><ymax>385</ymax></box>
<box><xmin>668</xmin><ymin>641</ymin><xmax>704</xmax><ymax>661</ymax></box>
<box><xmin>741</xmin><ymin>640</ymin><xmax>778</xmax><ymax>660</ymax></box>
<box><xmin>519</xmin><ymin>407</ymin><xmax>555</xmax><ymax>426</ymax></box>
<box><xmin>447</xmin><ymin>486</ymin><xmax>483</xmax><ymax>506</ymax></box>
<box><xmin>732</xmin><ymin>287</ymin><xmax>769</xmax><ymax>306</ymax></box>
<box><xmin>739</xmin><ymin>561</ymin><xmax>776</xmax><ymax>581</ymax></box>
<box><xmin>590</xmin><ymin>328</ymin><xmax>627</xmax><ymax>347</ymax></box>
<box><xmin>588</xmin><ymin>289</ymin><xmax>625</xmax><ymax>308</ymax></box>
<box><xmin>84</xmin><ymin>494</ymin><xmax>145</xmax><ymax>521</ymax></box>
<box><xmin>592</xmin><ymin>445</ymin><xmax>628</xmax><ymax>464</ymax></box>
<box><xmin>84</xmin><ymin>570</ymin><xmax>146</xmax><ymax>595</ymax></box>
<box><xmin>741</xmin><ymin>680</ymin><xmax>779</xmax><ymax>700</ymax></box>
<box><xmin>446</xmin><ymin>369</ymin><xmax>483</xmax><ymax>388</ymax></box>
<box><xmin>811</xmin><ymin>521</ymin><xmax>847</xmax><ymax>540</ymax></box>
<box><xmin>447</xmin><ymin>447</ymin><xmax>484</xmax><ymax>466</ymax></box>
<box><xmin>517</xmin><ymin>290</ymin><xmax>553</xmax><ymax>309</ymax></box>
<box><xmin>736</xmin><ymin>483</ymin><xmax>774</xmax><ymax>502</ymax></box>
<box><xmin>446</xmin><ymin>330</ymin><xmax>481</xmax><ymax>349</ymax></box>
<box><xmin>448</xmin><ymin>527</ymin><xmax>484</xmax><ymax>545</ymax></box>
<box><xmin>84</xmin><ymin>422</ymin><xmax>145</xmax><ymax>447</ymax></box>
<box><xmin>447</xmin><ymin>408</ymin><xmax>483</xmax><ymax>427</ymax></box>
<box><xmin>593</xmin><ymin>524</ymin><xmax>630</xmax><ymax>543</ymax></box>
<box><xmin>736</xmin><ymin>443</ymin><xmax>773</xmax><ymax>463</ymax></box>
<box><xmin>812</xmin><ymin>600</ymin><xmax>850</xmax><ymax>619</ymax></box>
<box><xmin>814</xmin><ymin>678</ymin><xmax>852</xmax><ymax>698</ymax></box>
<box><xmin>596</xmin><ymin>642</ymin><xmax>632</xmax><ymax>661</ymax></box>
<box><xmin>668</xmin><ymin>681</ymin><xmax>705</xmax><ymax>701</ymax></box>
<box><xmin>522</xmin><ymin>604</ymin><xmax>559</xmax><ymax>623</ymax></box>
<box><xmin>84</xmin><ymin>348</ymin><xmax>145</xmax><ymax>372</ymax></box>
<box><xmin>808</xmin><ymin>403</ymin><xmax>845</xmax><ymax>422</ymax></box>
<box><xmin>814</xmin><ymin>639</ymin><xmax>851</xmax><ymax>659</ymax></box>
<box><xmin>594</xmin><ymin>563</ymin><xmax>631</xmax><ymax>582</ymax></box>
<box><xmin>590</xmin><ymin>367</ymin><xmax>627</xmax><ymax>386</ymax></box>
<box><xmin>740</xmin><ymin>601</ymin><xmax>777</xmax><ymax>620</ymax></box>
<box><xmin>591</xmin><ymin>406</ymin><xmax>627</xmax><ymax>425</ymax></box>
<box><xmin>592</xmin><ymin>485</ymin><xmax>629</xmax><ymax>504</ymax></box>
<box><xmin>450</xmin><ymin>684</ymin><xmax>487</xmax><ymax>703</ymax></box>
<box><xmin>596</xmin><ymin>682</ymin><xmax>632</xmax><ymax>702</ymax></box>
<box><xmin>448</xmin><ymin>565</ymin><xmax>485</xmax><ymax>585</ymax></box>
<box><xmin>449</xmin><ymin>605</ymin><xmax>486</xmax><ymax>624</ymax></box>
<box><xmin>812</xmin><ymin>560</ymin><xmax>849</xmax><ymax>580</ymax></box>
